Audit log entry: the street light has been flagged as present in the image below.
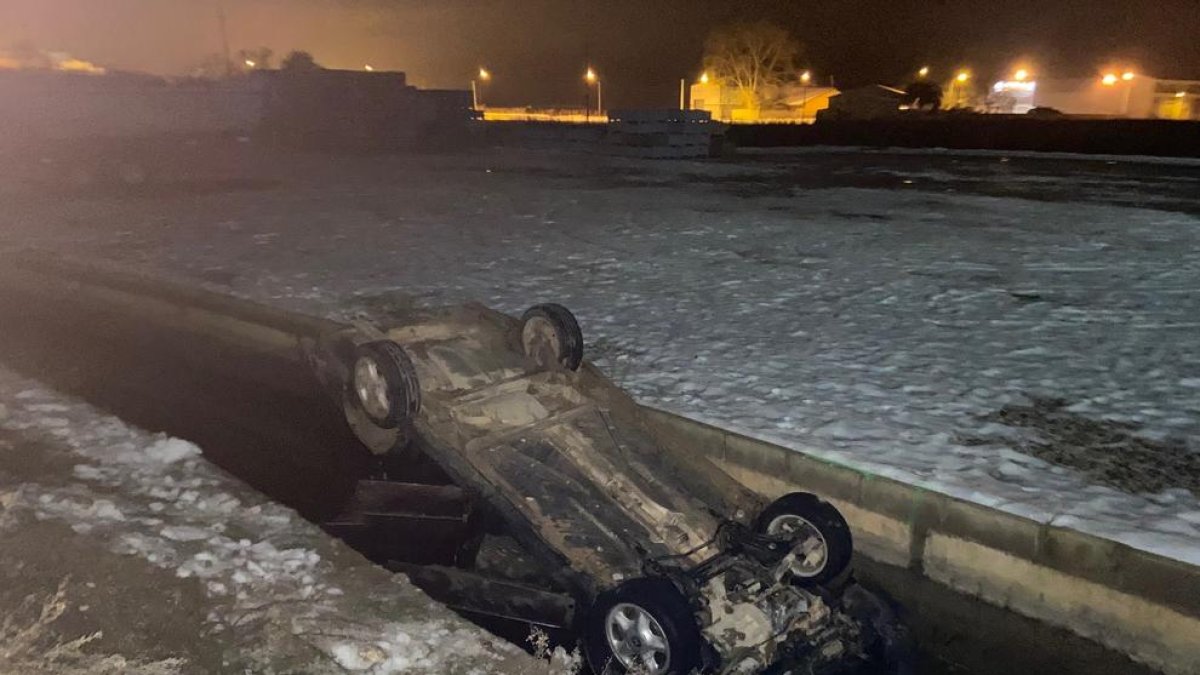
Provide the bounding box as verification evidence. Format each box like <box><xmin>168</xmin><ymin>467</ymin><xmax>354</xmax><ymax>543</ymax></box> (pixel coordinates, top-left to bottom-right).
<box><xmin>1122</xmin><ymin>71</ymin><xmax>1135</xmax><ymax>81</ymax></box>
<box><xmin>472</xmin><ymin>67</ymin><xmax>491</xmax><ymax>111</ymax></box>
<box><xmin>700</xmin><ymin>72</ymin><xmax>710</xmax><ymax>84</ymax></box>
<box><xmin>244</xmin><ymin>59</ymin><xmax>256</xmax><ymax>68</ymax></box>
<box><xmin>950</xmin><ymin>70</ymin><xmax>970</xmax><ymax>108</ymax></box>
<box><xmin>918</xmin><ymin>66</ymin><xmax>930</xmax><ymax>78</ymax></box>
<box><xmin>1014</xmin><ymin>69</ymin><xmax>1029</xmax><ymax>82</ymax></box>
<box><xmin>1101</xmin><ymin>73</ymin><xmax>1118</xmax><ymax>86</ymax></box>
<box><xmin>799</xmin><ymin>70</ymin><xmax>812</xmax><ymax>124</ymax></box>
<box><xmin>364</xmin><ymin>64</ymin><xmax>374</xmax><ymax>72</ymax></box>
<box><xmin>584</xmin><ymin>67</ymin><xmax>602</xmax><ymax>120</ymax></box>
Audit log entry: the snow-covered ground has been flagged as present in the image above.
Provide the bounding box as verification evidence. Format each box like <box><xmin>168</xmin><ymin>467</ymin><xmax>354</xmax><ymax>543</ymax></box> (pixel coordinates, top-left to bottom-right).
<box><xmin>2</xmin><ymin>147</ymin><xmax>1198</xmax><ymax>568</ymax></box>
<box><xmin>0</xmin><ymin>367</ymin><xmax>556</xmax><ymax>674</ymax></box>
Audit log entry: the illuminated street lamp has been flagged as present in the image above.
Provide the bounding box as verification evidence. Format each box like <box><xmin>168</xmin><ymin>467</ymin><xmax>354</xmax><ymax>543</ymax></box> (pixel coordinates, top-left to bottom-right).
<box><xmin>799</xmin><ymin>70</ymin><xmax>812</xmax><ymax>123</ymax></box>
<box><xmin>472</xmin><ymin>67</ymin><xmax>492</xmax><ymax>110</ymax></box>
<box><xmin>949</xmin><ymin>70</ymin><xmax>971</xmax><ymax>108</ymax></box>
<box><xmin>364</xmin><ymin>64</ymin><xmax>374</xmax><ymax>72</ymax></box>
<box><xmin>1014</xmin><ymin>69</ymin><xmax>1029</xmax><ymax>82</ymax></box>
<box><xmin>700</xmin><ymin>72</ymin><xmax>710</xmax><ymax>85</ymax></box>
<box><xmin>918</xmin><ymin>66</ymin><xmax>930</xmax><ymax>78</ymax></box>
<box><xmin>244</xmin><ymin>59</ymin><xmax>256</xmax><ymax>69</ymax></box>
<box><xmin>584</xmin><ymin>67</ymin><xmax>602</xmax><ymax>120</ymax></box>
<box><xmin>1100</xmin><ymin>71</ymin><xmax>1136</xmax><ymax>116</ymax></box>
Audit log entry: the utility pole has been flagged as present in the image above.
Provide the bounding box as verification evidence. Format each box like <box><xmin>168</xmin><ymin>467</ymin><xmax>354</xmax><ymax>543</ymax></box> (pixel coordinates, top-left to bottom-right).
<box><xmin>217</xmin><ymin>1</ymin><xmax>232</xmax><ymax>76</ymax></box>
<box><xmin>680</xmin><ymin>78</ymin><xmax>686</xmax><ymax>110</ymax></box>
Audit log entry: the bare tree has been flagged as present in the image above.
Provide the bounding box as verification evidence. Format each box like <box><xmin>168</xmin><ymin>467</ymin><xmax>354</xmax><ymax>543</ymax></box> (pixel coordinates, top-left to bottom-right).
<box><xmin>703</xmin><ymin>22</ymin><xmax>802</xmax><ymax>111</ymax></box>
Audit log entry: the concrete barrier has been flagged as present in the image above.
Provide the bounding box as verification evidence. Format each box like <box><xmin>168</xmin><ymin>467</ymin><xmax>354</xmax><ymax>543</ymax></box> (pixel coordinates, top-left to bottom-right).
<box><xmin>639</xmin><ymin>407</ymin><xmax>1200</xmax><ymax>675</ymax></box>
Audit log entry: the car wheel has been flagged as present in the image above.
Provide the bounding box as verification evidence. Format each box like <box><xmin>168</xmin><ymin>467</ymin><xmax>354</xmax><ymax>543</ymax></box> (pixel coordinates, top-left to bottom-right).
<box><xmin>341</xmin><ymin>397</ymin><xmax>412</xmax><ymax>457</ymax></box>
<box><xmin>348</xmin><ymin>340</ymin><xmax>420</xmax><ymax>428</ymax></box>
<box><xmin>585</xmin><ymin>578</ymin><xmax>702</xmax><ymax>675</ymax></box>
<box><xmin>520</xmin><ymin>303</ymin><xmax>583</xmax><ymax>371</ymax></box>
<box><xmin>754</xmin><ymin>492</ymin><xmax>853</xmax><ymax>586</ymax></box>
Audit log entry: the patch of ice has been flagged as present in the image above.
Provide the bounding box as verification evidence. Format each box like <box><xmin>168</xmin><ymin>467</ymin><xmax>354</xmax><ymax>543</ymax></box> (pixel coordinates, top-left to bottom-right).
<box><xmin>142</xmin><ymin>437</ymin><xmax>202</xmax><ymax>464</ymax></box>
<box><xmin>160</xmin><ymin>525</ymin><xmax>213</xmax><ymax>542</ymax></box>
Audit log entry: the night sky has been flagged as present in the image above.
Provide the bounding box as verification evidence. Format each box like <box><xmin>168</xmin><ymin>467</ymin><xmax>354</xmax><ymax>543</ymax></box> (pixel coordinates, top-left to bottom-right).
<box><xmin>2</xmin><ymin>0</ymin><xmax>1198</xmax><ymax>107</ymax></box>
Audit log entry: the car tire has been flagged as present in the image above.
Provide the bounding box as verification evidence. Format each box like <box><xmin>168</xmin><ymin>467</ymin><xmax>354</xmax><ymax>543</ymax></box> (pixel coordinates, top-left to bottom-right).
<box><xmin>754</xmin><ymin>492</ymin><xmax>853</xmax><ymax>587</ymax></box>
<box><xmin>347</xmin><ymin>341</ymin><xmax>421</xmax><ymax>429</ymax></box>
<box><xmin>584</xmin><ymin>578</ymin><xmax>702</xmax><ymax>675</ymax></box>
<box><xmin>520</xmin><ymin>303</ymin><xmax>583</xmax><ymax>371</ymax></box>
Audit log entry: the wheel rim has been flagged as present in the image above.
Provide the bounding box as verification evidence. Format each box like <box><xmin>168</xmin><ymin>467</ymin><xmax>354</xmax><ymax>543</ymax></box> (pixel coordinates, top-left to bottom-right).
<box><xmin>767</xmin><ymin>514</ymin><xmax>829</xmax><ymax>577</ymax></box>
<box><xmin>353</xmin><ymin>356</ymin><xmax>392</xmax><ymax>421</ymax></box>
<box><xmin>605</xmin><ymin>603</ymin><xmax>671</xmax><ymax>674</ymax></box>
<box><xmin>522</xmin><ymin>316</ymin><xmax>563</xmax><ymax>367</ymax></box>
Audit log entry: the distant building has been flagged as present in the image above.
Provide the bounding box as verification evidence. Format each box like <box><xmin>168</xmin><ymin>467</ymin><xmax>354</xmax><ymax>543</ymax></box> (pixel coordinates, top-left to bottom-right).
<box><xmin>689</xmin><ymin>81</ymin><xmax>742</xmax><ymax>122</ymax></box>
<box><xmin>262</xmin><ymin>68</ymin><xmax>474</xmax><ymax>150</ymax></box>
<box><xmin>818</xmin><ymin>85</ymin><xmax>906</xmax><ymax>120</ymax></box>
<box><xmin>688</xmin><ymin>81</ymin><xmax>838</xmax><ymax>123</ymax></box>
<box><xmin>988</xmin><ymin>80</ymin><xmax>1037</xmax><ymax>114</ymax></box>
<box><xmin>1027</xmin><ymin>76</ymin><xmax>1199</xmax><ymax>120</ymax></box>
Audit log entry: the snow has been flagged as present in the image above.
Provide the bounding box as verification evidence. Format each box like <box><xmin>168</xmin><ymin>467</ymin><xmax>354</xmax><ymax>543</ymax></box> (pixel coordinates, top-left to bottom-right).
<box><xmin>0</xmin><ymin>367</ymin><xmax>542</xmax><ymax>674</ymax></box>
<box><xmin>2</xmin><ymin>148</ymin><xmax>1199</xmax><ymax>568</ymax></box>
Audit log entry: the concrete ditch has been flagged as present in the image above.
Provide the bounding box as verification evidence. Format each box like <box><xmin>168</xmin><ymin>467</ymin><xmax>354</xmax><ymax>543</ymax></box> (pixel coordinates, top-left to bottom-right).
<box><xmin>640</xmin><ymin>407</ymin><xmax>1200</xmax><ymax>675</ymax></box>
<box><xmin>2</xmin><ymin>254</ymin><xmax>1195</xmax><ymax>674</ymax></box>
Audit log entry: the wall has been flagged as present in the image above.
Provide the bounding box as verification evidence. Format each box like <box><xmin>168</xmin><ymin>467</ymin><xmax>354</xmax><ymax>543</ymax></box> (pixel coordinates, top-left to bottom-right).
<box><xmin>727</xmin><ymin>116</ymin><xmax>1200</xmax><ymax>157</ymax></box>
<box><xmin>0</xmin><ymin>71</ymin><xmax>264</xmax><ymax>142</ymax></box>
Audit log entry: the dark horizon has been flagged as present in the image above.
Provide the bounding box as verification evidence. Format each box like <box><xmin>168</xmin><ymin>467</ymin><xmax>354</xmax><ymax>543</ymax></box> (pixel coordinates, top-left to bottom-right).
<box><xmin>2</xmin><ymin>0</ymin><xmax>1198</xmax><ymax>107</ymax></box>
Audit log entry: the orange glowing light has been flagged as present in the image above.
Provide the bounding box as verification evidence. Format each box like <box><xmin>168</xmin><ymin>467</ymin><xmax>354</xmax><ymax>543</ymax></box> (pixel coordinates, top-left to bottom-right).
<box><xmin>1101</xmin><ymin>73</ymin><xmax>1118</xmax><ymax>86</ymax></box>
<box><xmin>956</xmin><ymin>71</ymin><xmax>970</xmax><ymax>83</ymax></box>
<box><xmin>585</xmin><ymin>67</ymin><xmax>598</xmax><ymax>84</ymax></box>
<box><xmin>1014</xmin><ymin>69</ymin><xmax>1029</xmax><ymax>81</ymax></box>
<box><xmin>699</xmin><ymin>72</ymin><xmax>709</xmax><ymax>84</ymax></box>
<box><xmin>1122</xmin><ymin>71</ymin><xmax>1135</xmax><ymax>81</ymax></box>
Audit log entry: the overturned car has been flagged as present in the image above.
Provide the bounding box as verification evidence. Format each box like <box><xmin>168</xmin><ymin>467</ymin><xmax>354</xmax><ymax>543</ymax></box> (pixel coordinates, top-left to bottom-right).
<box><xmin>309</xmin><ymin>302</ymin><xmax>912</xmax><ymax>675</ymax></box>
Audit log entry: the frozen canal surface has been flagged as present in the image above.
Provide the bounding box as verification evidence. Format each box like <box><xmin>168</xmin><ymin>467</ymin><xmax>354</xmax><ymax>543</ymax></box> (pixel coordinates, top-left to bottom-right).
<box><xmin>2</xmin><ymin>147</ymin><xmax>1199</xmax><ymax>566</ymax></box>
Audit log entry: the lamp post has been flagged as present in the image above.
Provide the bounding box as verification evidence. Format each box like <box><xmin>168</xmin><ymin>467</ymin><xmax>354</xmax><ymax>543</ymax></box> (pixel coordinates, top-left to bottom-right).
<box><xmin>472</xmin><ymin>67</ymin><xmax>491</xmax><ymax>111</ymax></box>
<box><xmin>800</xmin><ymin>70</ymin><xmax>811</xmax><ymax>124</ymax></box>
<box><xmin>952</xmin><ymin>70</ymin><xmax>970</xmax><ymax>107</ymax></box>
<box><xmin>918</xmin><ymin>66</ymin><xmax>930</xmax><ymax>79</ymax></box>
<box><xmin>1101</xmin><ymin>71</ymin><xmax>1136</xmax><ymax>116</ymax></box>
<box><xmin>585</xmin><ymin>67</ymin><xmax>601</xmax><ymax>120</ymax></box>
